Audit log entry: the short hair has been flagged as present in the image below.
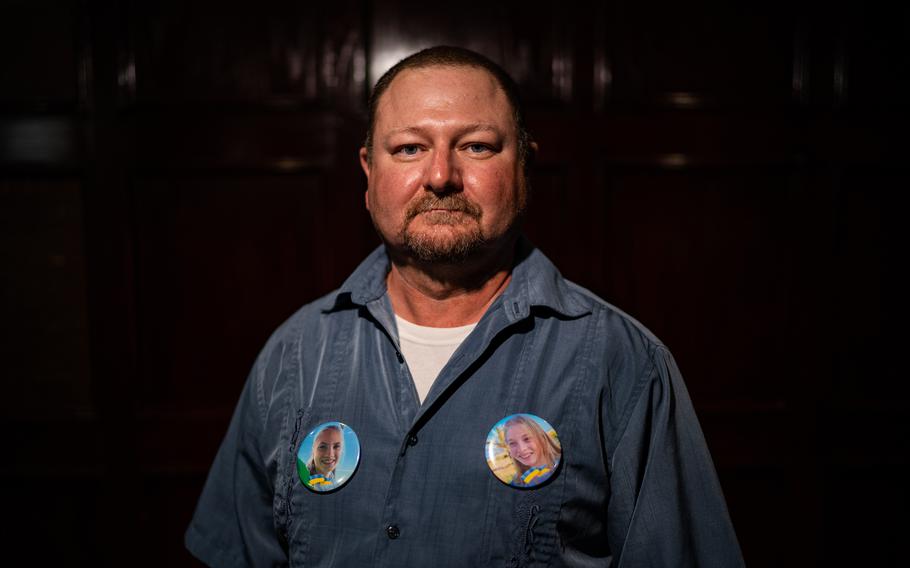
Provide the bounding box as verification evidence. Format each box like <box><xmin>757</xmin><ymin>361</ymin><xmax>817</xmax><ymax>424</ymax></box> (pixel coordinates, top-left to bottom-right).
<box><xmin>364</xmin><ymin>46</ymin><xmax>532</xmax><ymax>167</ymax></box>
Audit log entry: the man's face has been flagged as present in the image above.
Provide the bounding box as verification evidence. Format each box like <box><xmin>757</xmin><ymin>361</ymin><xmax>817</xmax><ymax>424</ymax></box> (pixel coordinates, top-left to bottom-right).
<box><xmin>360</xmin><ymin>65</ymin><xmax>527</xmax><ymax>263</ymax></box>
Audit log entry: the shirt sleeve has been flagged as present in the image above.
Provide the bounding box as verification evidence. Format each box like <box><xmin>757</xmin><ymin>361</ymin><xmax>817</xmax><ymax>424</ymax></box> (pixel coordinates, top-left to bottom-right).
<box><xmin>185</xmin><ymin>360</ymin><xmax>288</xmax><ymax>568</ymax></box>
<box><xmin>606</xmin><ymin>345</ymin><xmax>745</xmax><ymax>567</ymax></box>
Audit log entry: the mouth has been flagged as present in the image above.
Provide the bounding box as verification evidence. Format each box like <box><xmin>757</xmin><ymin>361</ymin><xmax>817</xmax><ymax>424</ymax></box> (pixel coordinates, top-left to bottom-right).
<box><xmin>411</xmin><ymin>209</ymin><xmax>476</xmax><ymax>228</ymax></box>
<box><xmin>418</xmin><ymin>207</ymin><xmax>470</xmax><ymax>216</ymax></box>
<box><xmin>406</xmin><ymin>196</ymin><xmax>481</xmax><ymax>221</ymax></box>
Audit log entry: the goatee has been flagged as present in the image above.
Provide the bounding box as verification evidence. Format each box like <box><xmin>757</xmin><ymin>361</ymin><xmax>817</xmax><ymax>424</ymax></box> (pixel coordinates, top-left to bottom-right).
<box><xmin>400</xmin><ymin>193</ymin><xmax>487</xmax><ymax>263</ymax></box>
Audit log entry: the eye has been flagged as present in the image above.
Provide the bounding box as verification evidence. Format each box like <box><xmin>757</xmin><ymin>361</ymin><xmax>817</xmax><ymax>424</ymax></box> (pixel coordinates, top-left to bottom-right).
<box><xmin>396</xmin><ymin>144</ymin><xmax>421</xmax><ymax>156</ymax></box>
<box><xmin>466</xmin><ymin>143</ymin><xmax>491</xmax><ymax>154</ymax></box>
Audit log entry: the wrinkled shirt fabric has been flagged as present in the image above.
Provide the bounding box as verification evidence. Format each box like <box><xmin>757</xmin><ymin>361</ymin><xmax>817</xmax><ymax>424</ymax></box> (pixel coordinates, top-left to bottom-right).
<box><xmin>186</xmin><ymin>240</ymin><xmax>744</xmax><ymax>567</ymax></box>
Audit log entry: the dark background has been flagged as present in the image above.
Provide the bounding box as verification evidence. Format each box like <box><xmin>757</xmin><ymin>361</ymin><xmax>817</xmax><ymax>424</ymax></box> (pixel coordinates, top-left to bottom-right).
<box><xmin>1</xmin><ymin>1</ymin><xmax>907</xmax><ymax>566</ymax></box>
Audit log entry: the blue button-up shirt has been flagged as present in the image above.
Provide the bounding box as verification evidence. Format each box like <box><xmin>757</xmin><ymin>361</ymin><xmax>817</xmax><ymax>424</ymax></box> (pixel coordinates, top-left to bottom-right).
<box><xmin>186</xmin><ymin>240</ymin><xmax>744</xmax><ymax>567</ymax></box>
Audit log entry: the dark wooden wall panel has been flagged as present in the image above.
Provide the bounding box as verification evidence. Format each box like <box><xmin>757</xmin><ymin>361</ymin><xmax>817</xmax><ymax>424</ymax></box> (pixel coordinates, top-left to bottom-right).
<box><xmin>523</xmin><ymin>164</ymin><xmax>607</xmax><ymax>289</ymax></box>
<box><xmin>134</xmin><ymin>475</ymin><xmax>209</xmax><ymax>566</ymax></box>
<box><xmin>822</xmin><ymin>466</ymin><xmax>908</xmax><ymax>566</ymax></box>
<box><xmin>721</xmin><ymin>467</ymin><xmax>794</xmax><ymax>567</ymax></box>
<box><xmin>128</xmin><ymin>112</ymin><xmax>356</xmax><ymax>171</ymax></box>
<box><xmin>602</xmin><ymin>169</ymin><xmax>797</xmax><ymax>402</ymax></box>
<box><xmin>122</xmin><ymin>0</ymin><xmax>366</xmax><ymax>107</ymax></box>
<box><xmin>832</xmin><ymin>169</ymin><xmax>904</xmax><ymax>403</ymax></box>
<box><xmin>370</xmin><ymin>0</ymin><xmax>583</xmax><ymax>105</ymax></box>
<box><xmin>0</xmin><ymin>179</ymin><xmax>92</xmax><ymax>417</ymax></box>
<box><xmin>841</xmin><ymin>5</ymin><xmax>910</xmax><ymax>110</ymax></box>
<box><xmin>0</xmin><ymin>0</ymin><xmax>80</xmax><ymax>107</ymax></box>
<box><xmin>820</xmin><ymin>167</ymin><xmax>909</xmax><ymax>567</ymax></box>
<box><xmin>604</xmin><ymin>0</ymin><xmax>800</xmax><ymax>108</ymax></box>
<box><xmin>2</xmin><ymin>1</ymin><xmax>906</xmax><ymax>566</ymax></box>
<box><xmin>2</xmin><ymin>478</ymin><xmax>104</xmax><ymax>563</ymax></box>
<box><xmin>131</xmin><ymin>174</ymin><xmax>373</xmax><ymax>413</ymax></box>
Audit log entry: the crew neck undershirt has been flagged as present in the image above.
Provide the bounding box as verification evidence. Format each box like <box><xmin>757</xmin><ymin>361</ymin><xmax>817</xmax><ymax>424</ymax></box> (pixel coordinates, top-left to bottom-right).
<box><xmin>394</xmin><ymin>315</ymin><xmax>477</xmax><ymax>403</ymax></box>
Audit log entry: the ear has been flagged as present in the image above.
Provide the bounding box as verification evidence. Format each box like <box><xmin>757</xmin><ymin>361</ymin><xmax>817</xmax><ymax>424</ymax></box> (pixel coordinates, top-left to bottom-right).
<box><xmin>528</xmin><ymin>141</ymin><xmax>539</xmax><ymax>165</ymax></box>
<box><xmin>359</xmin><ymin>147</ymin><xmax>371</xmax><ymax>210</ymax></box>
<box><xmin>359</xmin><ymin>147</ymin><xmax>371</xmax><ymax>178</ymax></box>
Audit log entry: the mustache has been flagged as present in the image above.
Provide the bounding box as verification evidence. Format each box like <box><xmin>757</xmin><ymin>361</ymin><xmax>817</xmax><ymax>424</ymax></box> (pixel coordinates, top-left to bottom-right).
<box><xmin>404</xmin><ymin>194</ymin><xmax>482</xmax><ymax>221</ymax></box>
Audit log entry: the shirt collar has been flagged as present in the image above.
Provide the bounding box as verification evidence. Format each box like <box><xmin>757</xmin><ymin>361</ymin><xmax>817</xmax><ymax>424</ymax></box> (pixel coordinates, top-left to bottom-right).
<box><xmin>329</xmin><ymin>236</ymin><xmax>591</xmax><ymax>320</ymax></box>
<box><xmin>500</xmin><ymin>237</ymin><xmax>591</xmax><ymax>321</ymax></box>
<box><xmin>333</xmin><ymin>245</ymin><xmax>390</xmax><ymax>307</ymax></box>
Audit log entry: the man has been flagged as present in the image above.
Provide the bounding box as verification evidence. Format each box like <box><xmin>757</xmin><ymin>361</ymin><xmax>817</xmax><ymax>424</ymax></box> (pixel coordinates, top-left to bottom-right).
<box><xmin>186</xmin><ymin>46</ymin><xmax>744</xmax><ymax>567</ymax></box>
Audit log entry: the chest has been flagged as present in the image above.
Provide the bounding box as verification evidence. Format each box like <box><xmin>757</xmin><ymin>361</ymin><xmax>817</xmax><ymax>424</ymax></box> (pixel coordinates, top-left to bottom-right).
<box><xmin>274</xmin><ymin>312</ymin><xmax>610</xmax><ymax>567</ymax></box>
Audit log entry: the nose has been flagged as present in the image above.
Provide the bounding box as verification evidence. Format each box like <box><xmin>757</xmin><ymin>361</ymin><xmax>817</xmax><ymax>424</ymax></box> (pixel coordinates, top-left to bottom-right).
<box><xmin>424</xmin><ymin>149</ymin><xmax>462</xmax><ymax>194</ymax></box>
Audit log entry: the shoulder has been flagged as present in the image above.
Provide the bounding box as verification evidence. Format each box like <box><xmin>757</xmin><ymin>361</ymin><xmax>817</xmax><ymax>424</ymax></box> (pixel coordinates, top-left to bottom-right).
<box><xmin>247</xmin><ymin>289</ymin><xmax>350</xmax><ymax>415</ymax></box>
<box><xmin>256</xmin><ymin>245</ymin><xmax>390</xmax><ymax>358</ymax></box>
<box><xmin>517</xmin><ymin>243</ymin><xmax>665</xmax><ymax>365</ymax></box>
<box><xmin>556</xmin><ymin>278</ymin><xmax>680</xmax><ymax>439</ymax></box>
<box><xmin>267</xmin><ymin>289</ymin><xmax>343</xmax><ymax>343</ymax></box>
<box><xmin>517</xmin><ymin>243</ymin><xmax>670</xmax><ymax>403</ymax></box>
<box><xmin>258</xmin><ymin>287</ymin><xmax>353</xmax><ymax>360</ymax></box>
<box><xmin>561</xmin><ymin>278</ymin><xmax>668</xmax><ymax>369</ymax></box>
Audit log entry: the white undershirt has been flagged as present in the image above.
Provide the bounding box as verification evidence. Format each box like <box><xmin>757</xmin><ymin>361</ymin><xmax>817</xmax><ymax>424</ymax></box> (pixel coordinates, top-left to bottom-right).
<box><xmin>395</xmin><ymin>315</ymin><xmax>477</xmax><ymax>403</ymax></box>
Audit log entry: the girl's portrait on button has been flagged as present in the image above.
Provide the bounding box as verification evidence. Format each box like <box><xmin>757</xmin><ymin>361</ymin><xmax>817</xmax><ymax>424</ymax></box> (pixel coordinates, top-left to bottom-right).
<box><xmin>485</xmin><ymin>414</ymin><xmax>562</xmax><ymax>488</ymax></box>
<box><xmin>297</xmin><ymin>422</ymin><xmax>361</xmax><ymax>492</ymax></box>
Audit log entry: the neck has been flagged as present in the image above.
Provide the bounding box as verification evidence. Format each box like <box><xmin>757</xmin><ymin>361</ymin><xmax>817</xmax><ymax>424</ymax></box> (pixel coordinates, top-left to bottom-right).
<box><xmin>386</xmin><ymin>240</ymin><xmax>516</xmax><ymax>327</ymax></box>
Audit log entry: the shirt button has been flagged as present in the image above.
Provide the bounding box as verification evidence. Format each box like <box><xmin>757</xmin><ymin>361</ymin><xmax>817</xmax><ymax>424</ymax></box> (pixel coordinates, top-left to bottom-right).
<box><xmin>406</xmin><ymin>434</ymin><xmax>418</xmax><ymax>446</ymax></box>
<box><xmin>386</xmin><ymin>524</ymin><xmax>400</xmax><ymax>539</ymax></box>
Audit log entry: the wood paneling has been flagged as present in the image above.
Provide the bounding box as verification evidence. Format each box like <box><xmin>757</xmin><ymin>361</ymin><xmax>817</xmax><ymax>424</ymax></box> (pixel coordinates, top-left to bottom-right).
<box><xmin>840</xmin><ymin>5</ymin><xmax>910</xmax><ymax>110</ymax></box>
<box><xmin>2</xmin><ymin>477</ymin><xmax>104</xmax><ymax>562</ymax></box>
<box><xmin>831</xmin><ymin>169</ymin><xmax>905</xmax><ymax>403</ymax></box>
<box><xmin>821</xmin><ymin>465</ymin><xmax>909</xmax><ymax>566</ymax></box>
<box><xmin>602</xmin><ymin>0</ymin><xmax>800</xmax><ymax>108</ymax></box>
<box><xmin>0</xmin><ymin>179</ymin><xmax>92</xmax><ymax>418</ymax></box>
<box><xmin>0</xmin><ymin>0</ymin><xmax>81</xmax><ymax>107</ymax></box>
<box><xmin>601</xmin><ymin>168</ymin><xmax>799</xmax><ymax>402</ymax></box>
<box><xmin>130</xmin><ymin>173</ymin><xmax>373</xmax><ymax>413</ymax></box>
<box><xmin>2</xmin><ymin>1</ymin><xmax>906</xmax><ymax>566</ymax></box>
<box><xmin>121</xmin><ymin>0</ymin><xmax>366</xmax><ymax>107</ymax></box>
<box><xmin>127</xmin><ymin>112</ymin><xmax>357</xmax><ymax>171</ymax></box>
<box><xmin>370</xmin><ymin>0</ymin><xmax>582</xmax><ymax>105</ymax></box>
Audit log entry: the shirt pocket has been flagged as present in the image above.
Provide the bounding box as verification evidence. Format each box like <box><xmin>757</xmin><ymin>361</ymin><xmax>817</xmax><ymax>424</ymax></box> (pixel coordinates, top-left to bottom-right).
<box><xmin>486</xmin><ymin>475</ymin><xmax>565</xmax><ymax>568</ymax></box>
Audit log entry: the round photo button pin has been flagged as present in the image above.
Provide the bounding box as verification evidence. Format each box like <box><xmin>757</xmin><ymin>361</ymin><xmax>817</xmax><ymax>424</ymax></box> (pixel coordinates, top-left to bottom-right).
<box><xmin>485</xmin><ymin>414</ymin><xmax>562</xmax><ymax>488</ymax></box>
<box><xmin>297</xmin><ymin>421</ymin><xmax>361</xmax><ymax>493</ymax></box>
